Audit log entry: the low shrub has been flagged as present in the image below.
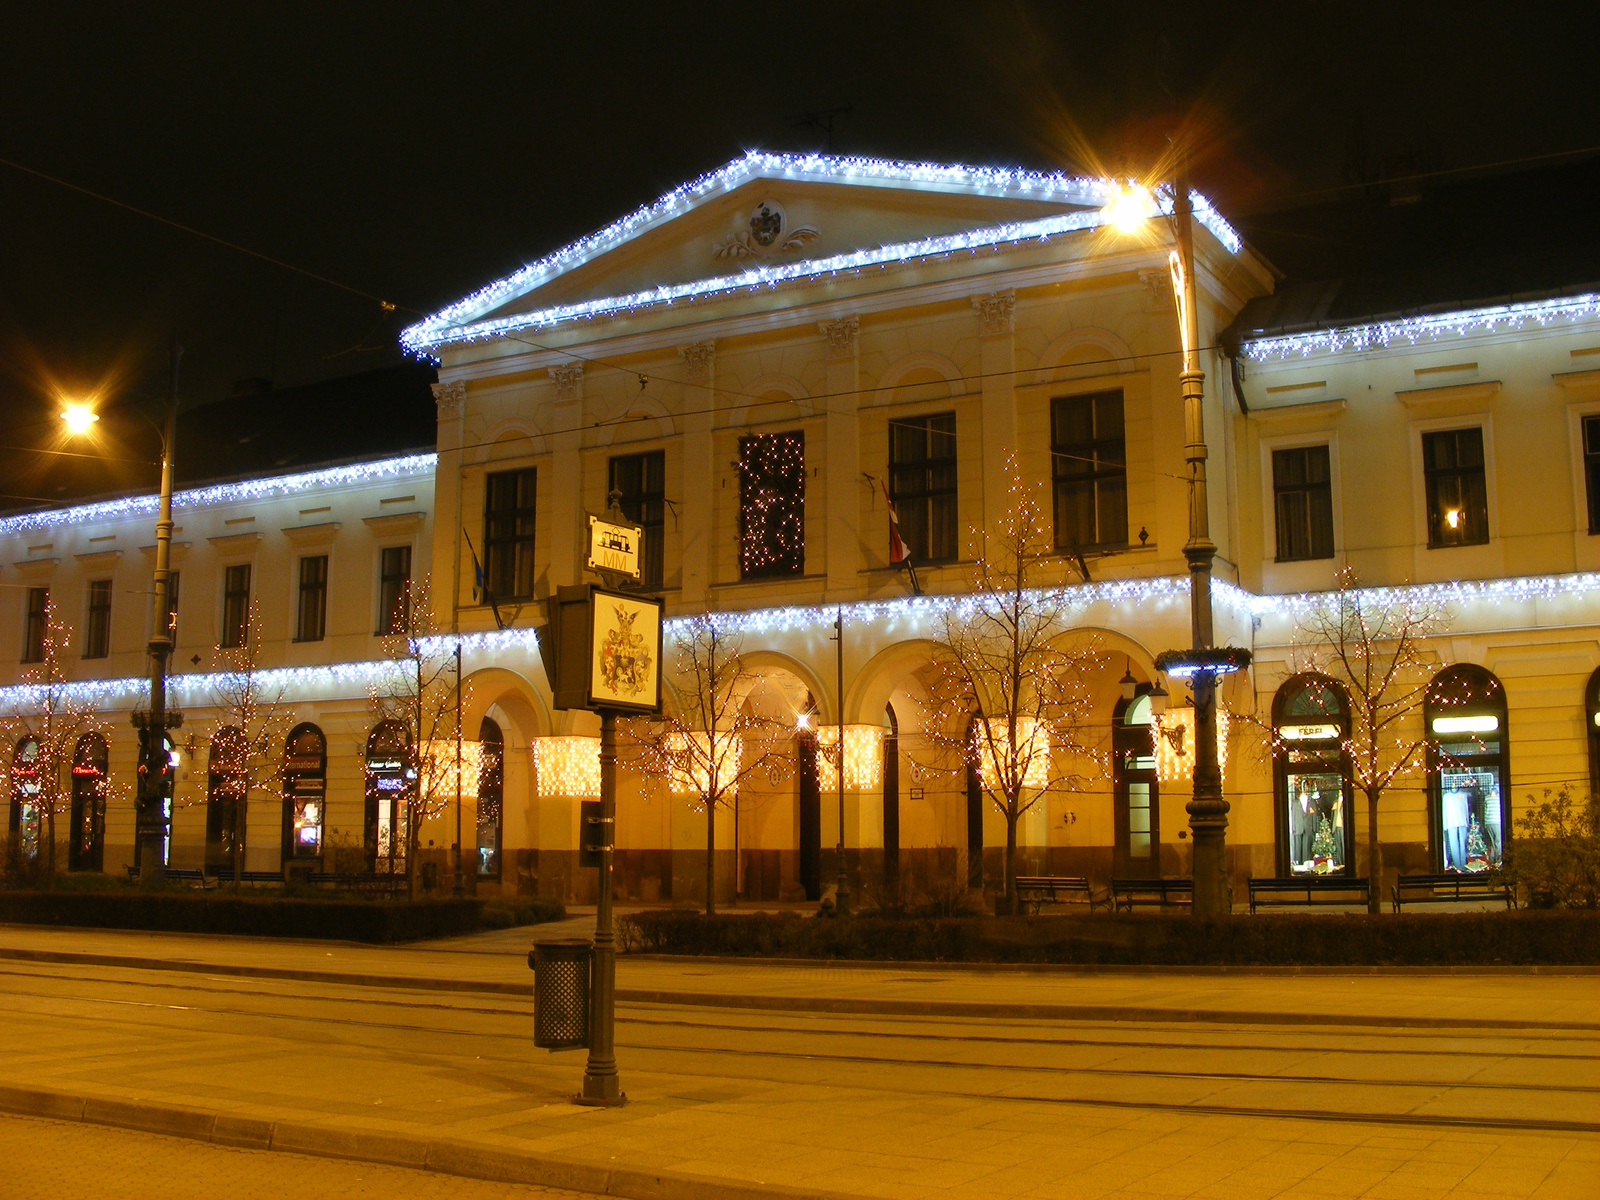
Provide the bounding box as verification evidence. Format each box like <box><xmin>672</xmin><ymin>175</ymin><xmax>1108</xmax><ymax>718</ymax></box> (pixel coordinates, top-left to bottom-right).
<box><xmin>617</xmin><ymin>909</ymin><xmax>1600</xmax><ymax>965</ymax></box>
<box><xmin>1505</xmin><ymin>788</ymin><xmax>1600</xmax><ymax>909</ymax></box>
<box><xmin>0</xmin><ymin>890</ymin><xmax>483</xmax><ymax>943</ymax></box>
<box><xmin>480</xmin><ymin>894</ymin><xmax>566</xmax><ymax>927</ymax></box>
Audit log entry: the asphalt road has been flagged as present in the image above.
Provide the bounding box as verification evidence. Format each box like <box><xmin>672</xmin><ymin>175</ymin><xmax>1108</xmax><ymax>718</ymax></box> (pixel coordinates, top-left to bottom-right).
<box><xmin>0</xmin><ymin>939</ymin><xmax>1595</xmax><ymax>1198</ymax></box>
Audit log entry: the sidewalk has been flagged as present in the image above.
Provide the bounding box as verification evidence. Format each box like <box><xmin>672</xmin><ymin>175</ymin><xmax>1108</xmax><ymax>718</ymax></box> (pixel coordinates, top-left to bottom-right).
<box><xmin>0</xmin><ymin>921</ymin><xmax>1596</xmax><ymax>1200</ymax></box>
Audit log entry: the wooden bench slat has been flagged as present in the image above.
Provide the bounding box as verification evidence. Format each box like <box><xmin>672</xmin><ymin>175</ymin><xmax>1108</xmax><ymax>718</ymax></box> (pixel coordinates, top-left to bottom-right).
<box><xmin>1247</xmin><ymin>876</ymin><xmax>1370</xmax><ymax>914</ymax></box>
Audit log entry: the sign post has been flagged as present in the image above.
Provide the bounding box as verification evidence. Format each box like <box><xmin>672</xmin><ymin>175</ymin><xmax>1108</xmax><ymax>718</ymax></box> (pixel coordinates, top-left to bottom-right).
<box><xmin>539</xmin><ymin>501</ymin><xmax>660</xmax><ymax>1108</ymax></box>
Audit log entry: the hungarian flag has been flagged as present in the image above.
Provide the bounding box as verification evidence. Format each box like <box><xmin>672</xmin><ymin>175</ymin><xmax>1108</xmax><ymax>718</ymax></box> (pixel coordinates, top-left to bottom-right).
<box><xmin>463</xmin><ymin>527</ymin><xmax>507</xmax><ymax>630</ymax></box>
<box><xmin>880</xmin><ymin>480</ymin><xmax>922</xmax><ymax>595</ymax></box>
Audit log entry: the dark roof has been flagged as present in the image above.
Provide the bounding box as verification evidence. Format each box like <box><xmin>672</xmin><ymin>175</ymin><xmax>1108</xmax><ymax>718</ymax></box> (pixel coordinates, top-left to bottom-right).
<box><xmin>1226</xmin><ymin>153</ymin><xmax>1600</xmax><ymax>343</ymax></box>
<box><xmin>0</xmin><ymin>361</ymin><xmax>438</xmax><ymax>518</ymax></box>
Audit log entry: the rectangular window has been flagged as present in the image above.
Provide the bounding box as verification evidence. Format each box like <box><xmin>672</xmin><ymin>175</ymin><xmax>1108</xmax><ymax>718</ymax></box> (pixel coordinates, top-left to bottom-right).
<box><xmin>1585</xmin><ymin>415</ymin><xmax>1600</xmax><ymax>535</ymax></box>
<box><xmin>295</xmin><ymin>555</ymin><xmax>328</xmax><ymax>642</ymax></box>
<box><xmin>162</xmin><ymin>572</ymin><xmax>180</xmax><ymax>647</ymax></box>
<box><xmin>484</xmin><ymin>468</ymin><xmax>537</xmax><ymax>601</ymax></box>
<box><xmin>221</xmin><ymin>564</ymin><xmax>251</xmax><ymax>648</ymax></box>
<box><xmin>1423</xmin><ymin>427</ymin><xmax>1489</xmax><ymax>548</ymax></box>
<box><xmin>1272</xmin><ymin>445</ymin><xmax>1335</xmax><ymax>561</ymax></box>
<box><xmin>738</xmin><ymin>431</ymin><xmax>805</xmax><ymax>579</ymax></box>
<box><xmin>1052</xmin><ymin>390</ymin><xmax>1128</xmax><ymax>550</ymax></box>
<box><xmin>21</xmin><ymin>587</ymin><xmax>47</xmax><ymax>664</ymax></box>
<box><xmin>84</xmin><ymin>579</ymin><xmax>112</xmax><ymax>659</ymax></box>
<box><xmin>889</xmin><ymin>413</ymin><xmax>958</xmax><ymax>563</ymax></box>
<box><xmin>377</xmin><ymin>545</ymin><xmax>411</xmax><ymax>635</ymax></box>
<box><xmin>608</xmin><ymin>450</ymin><xmax>666</xmax><ymax>588</ymax></box>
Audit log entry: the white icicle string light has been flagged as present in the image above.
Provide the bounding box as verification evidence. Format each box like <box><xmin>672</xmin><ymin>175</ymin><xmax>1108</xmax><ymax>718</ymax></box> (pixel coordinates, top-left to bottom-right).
<box><xmin>7</xmin><ymin>569</ymin><xmax>1600</xmax><ymax>715</ymax></box>
<box><xmin>400</xmin><ymin>151</ymin><xmax>1240</xmax><ymax>352</ymax></box>
<box><xmin>532</xmin><ymin>736</ymin><xmax>602</xmax><ymax>798</ymax></box>
<box><xmin>816</xmin><ymin>725</ymin><xmax>885</xmax><ymax>792</ymax></box>
<box><xmin>1242</xmin><ymin>291</ymin><xmax>1600</xmax><ymax>363</ymax></box>
<box><xmin>0</xmin><ymin>454</ymin><xmax>436</xmax><ymax>537</ymax></box>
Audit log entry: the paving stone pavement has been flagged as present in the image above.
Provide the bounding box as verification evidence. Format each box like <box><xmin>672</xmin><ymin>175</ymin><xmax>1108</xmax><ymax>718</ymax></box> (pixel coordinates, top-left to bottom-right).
<box><xmin>0</xmin><ymin>1111</ymin><xmax>601</xmax><ymax>1199</ymax></box>
<box><xmin>0</xmin><ymin>921</ymin><xmax>1595</xmax><ymax>1200</ymax></box>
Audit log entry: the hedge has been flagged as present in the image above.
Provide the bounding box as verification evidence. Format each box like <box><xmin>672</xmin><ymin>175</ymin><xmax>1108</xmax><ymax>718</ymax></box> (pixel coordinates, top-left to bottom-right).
<box><xmin>0</xmin><ymin>890</ymin><xmax>484</xmax><ymax>943</ymax></box>
<box><xmin>618</xmin><ymin>910</ymin><xmax>1600</xmax><ymax>966</ymax></box>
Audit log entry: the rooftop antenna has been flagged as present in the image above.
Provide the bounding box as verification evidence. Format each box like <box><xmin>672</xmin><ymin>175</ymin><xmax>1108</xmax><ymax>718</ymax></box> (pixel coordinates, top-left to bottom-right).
<box><xmin>793</xmin><ymin>105</ymin><xmax>853</xmax><ymax>154</ymax></box>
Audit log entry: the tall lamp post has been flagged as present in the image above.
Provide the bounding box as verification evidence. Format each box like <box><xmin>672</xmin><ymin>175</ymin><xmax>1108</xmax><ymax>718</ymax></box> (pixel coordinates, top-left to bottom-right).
<box><xmin>62</xmin><ymin>343</ymin><xmax>184</xmax><ymax>882</ymax></box>
<box><xmin>1106</xmin><ymin>167</ymin><xmax>1243</xmax><ymax>919</ymax></box>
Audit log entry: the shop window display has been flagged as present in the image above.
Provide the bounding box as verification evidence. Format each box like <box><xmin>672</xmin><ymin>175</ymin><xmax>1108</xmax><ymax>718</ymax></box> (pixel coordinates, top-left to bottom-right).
<box><xmin>8</xmin><ymin>738</ymin><xmax>40</xmax><ymax>861</ymax></box>
<box><xmin>282</xmin><ymin>724</ymin><xmax>327</xmax><ymax>862</ymax></box>
<box><xmin>1425</xmin><ymin>665</ymin><xmax>1508</xmax><ymax>873</ymax></box>
<box><xmin>365</xmin><ymin>720</ymin><xmax>411</xmax><ymax>874</ymax></box>
<box><xmin>1273</xmin><ymin>675</ymin><xmax>1353</xmax><ymax>877</ymax></box>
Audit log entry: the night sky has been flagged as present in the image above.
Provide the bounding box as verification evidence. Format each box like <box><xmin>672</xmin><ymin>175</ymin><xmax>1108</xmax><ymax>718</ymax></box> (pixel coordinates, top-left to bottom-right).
<box><xmin>3</xmin><ymin>3</ymin><xmax>1596</xmax><ymax>434</ymax></box>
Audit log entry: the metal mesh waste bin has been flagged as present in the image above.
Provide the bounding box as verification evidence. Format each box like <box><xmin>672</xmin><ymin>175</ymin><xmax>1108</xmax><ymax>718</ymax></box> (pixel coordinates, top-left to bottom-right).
<box><xmin>530</xmin><ymin>938</ymin><xmax>591</xmax><ymax>1050</ymax></box>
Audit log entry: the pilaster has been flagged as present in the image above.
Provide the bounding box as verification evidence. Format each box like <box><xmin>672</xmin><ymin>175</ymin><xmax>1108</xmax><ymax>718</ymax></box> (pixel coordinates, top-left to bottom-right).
<box><xmin>818</xmin><ymin>317</ymin><xmax>861</xmax><ymax>595</ymax></box>
<box><xmin>547</xmin><ymin>363</ymin><xmax>584</xmax><ymax>590</ymax></box>
<box><xmin>678</xmin><ymin>340</ymin><xmax>715</xmax><ymax>606</ymax></box>
<box><xmin>430</xmin><ymin>380</ymin><xmax>467</xmax><ymax>626</ymax></box>
<box><xmin>971</xmin><ymin>291</ymin><xmax>1018</xmax><ymax>551</ymax></box>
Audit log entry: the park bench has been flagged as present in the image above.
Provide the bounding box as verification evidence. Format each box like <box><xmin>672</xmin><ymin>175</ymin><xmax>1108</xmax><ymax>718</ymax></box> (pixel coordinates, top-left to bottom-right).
<box><xmin>1112</xmin><ymin>877</ymin><xmax>1193</xmax><ymax>912</ymax></box>
<box><xmin>309</xmin><ymin>871</ymin><xmax>407</xmax><ymax>897</ymax></box>
<box><xmin>1014</xmin><ymin>875</ymin><xmax>1110</xmax><ymax>914</ymax></box>
<box><xmin>205</xmin><ymin>867</ymin><xmax>287</xmax><ymax>885</ymax></box>
<box><xmin>1391</xmin><ymin>873</ymin><xmax>1514</xmax><ymax>912</ymax></box>
<box><xmin>1248</xmin><ymin>875</ymin><xmax>1370</xmax><ymax>914</ymax></box>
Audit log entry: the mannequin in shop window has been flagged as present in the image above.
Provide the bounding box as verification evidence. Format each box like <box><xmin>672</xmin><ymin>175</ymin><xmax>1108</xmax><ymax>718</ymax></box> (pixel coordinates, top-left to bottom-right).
<box><xmin>1290</xmin><ymin>785</ymin><xmax>1315</xmax><ymax>867</ymax></box>
<box><xmin>1442</xmin><ymin>785</ymin><xmax>1471</xmax><ymax>871</ymax></box>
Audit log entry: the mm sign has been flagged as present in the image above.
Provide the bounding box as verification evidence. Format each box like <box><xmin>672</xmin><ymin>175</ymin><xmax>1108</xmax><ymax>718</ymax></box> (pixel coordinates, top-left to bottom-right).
<box><xmin>586</xmin><ymin>514</ymin><xmax>642</xmax><ymax>581</ymax></box>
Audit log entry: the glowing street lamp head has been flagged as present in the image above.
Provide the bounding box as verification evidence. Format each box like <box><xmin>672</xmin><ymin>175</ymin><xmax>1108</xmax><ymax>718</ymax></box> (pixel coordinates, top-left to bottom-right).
<box><xmin>1102</xmin><ymin>185</ymin><xmax>1151</xmax><ymax>234</ymax></box>
<box><xmin>60</xmin><ymin>403</ymin><xmax>100</xmax><ymax>436</ymax></box>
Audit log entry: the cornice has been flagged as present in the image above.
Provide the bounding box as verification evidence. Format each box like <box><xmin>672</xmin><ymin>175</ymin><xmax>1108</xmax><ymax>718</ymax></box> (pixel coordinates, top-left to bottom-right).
<box><xmin>1396</xmin><ymin>380</ymin><xmax>1502</xmax><ymax>410</ymax></box>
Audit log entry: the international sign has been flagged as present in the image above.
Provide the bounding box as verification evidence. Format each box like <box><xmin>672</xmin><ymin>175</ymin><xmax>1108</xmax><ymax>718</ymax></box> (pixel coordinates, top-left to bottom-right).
<box><xmin>586</xmin><ymin>514</ymin><xmax>642</xmax><ymax>581</ymax></box>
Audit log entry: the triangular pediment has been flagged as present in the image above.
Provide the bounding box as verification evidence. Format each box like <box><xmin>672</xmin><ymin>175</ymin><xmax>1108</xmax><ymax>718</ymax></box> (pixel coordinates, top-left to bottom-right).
<box><xmin>403</xmin><ymin>154</ymin><xmax>1241</xmax><ymax>352</ymax></box>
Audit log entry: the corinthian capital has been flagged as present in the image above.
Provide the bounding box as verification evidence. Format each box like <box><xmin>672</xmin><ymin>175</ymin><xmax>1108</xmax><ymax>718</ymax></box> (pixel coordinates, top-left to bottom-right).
<box><xmin>970</xmin><ymin>290</ymin><xmax>1016</xmax><ymax>336</ymax></box>
<box><xmin>817</xmin><ymin>316</ymin><xmax>859</xmax><ymax>360</ymax></box>
<box><xmin>430</xmin><ymin>380</ymin><xmax>466</xmax><ymax>421</ymax></box>
<box><xmin>548</xmin><ymin>361</ymin><xmax>584</xmax><ymax>402</ymax></box>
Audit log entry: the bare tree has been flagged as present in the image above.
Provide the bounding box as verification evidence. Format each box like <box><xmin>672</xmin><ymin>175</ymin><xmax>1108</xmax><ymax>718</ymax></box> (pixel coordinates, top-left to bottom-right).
<box><xmin>0</xmin><ymin>595</ymin><xmax>106</xmax><ymax>884</ymax></box>
<box><xmin>922</xmin><ymin>477</ymin><xmax>1103</xmax><ymax>914</ymax></box>
<box><xmin>204</xmin><ymin>603</ymin><xmax>294</xmax><ymax>886</ymax></box>
<box><xmin>626</xmin><ymin>613</ymin><xmax>786</xmax><ymax>914</ymax></box>
<box><xmin>1288</xmin><ymin>567</ymin><xmax>1448</xmax><ymax>912</ymax></box>
<box><xmin>368</xmin><ymin>575</ymin><xmax>468</xmax><ymax>899</ymax></box>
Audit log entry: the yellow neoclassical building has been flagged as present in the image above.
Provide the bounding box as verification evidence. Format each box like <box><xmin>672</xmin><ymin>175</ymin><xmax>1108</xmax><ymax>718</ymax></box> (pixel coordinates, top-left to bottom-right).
<box><xmin>4</xmin><ymin>153</ymin><xmax>1598</xmax><ymax>905</ymax></box>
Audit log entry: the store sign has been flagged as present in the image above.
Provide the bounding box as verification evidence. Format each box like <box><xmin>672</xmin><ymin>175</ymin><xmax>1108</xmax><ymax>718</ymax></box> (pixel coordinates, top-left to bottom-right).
<box><xmin>586</xmin><ymin>514</ymin><xmax>642</xmax><ymax>582</ymax></box>
<box><xmin>1281</xmin><ymin>723</ymin><xmax>1340</xmax><ymax>742</ymax></box>
<box><xmin>1432</xmin><ymin>715</ymin><xmax>1499</xmax><ymax>735</ymax></box>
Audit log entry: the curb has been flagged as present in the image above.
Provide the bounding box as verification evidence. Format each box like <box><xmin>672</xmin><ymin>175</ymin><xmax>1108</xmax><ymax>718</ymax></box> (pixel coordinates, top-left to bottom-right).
<box><xmin>7</xmin><ymin>945</ymin><xmax>1599</xmax><ymax>1032</ymax></box>
<box><xmin>623</xmin><ymin>953</ymin><xmax>1600</xmax><ymax>977</ymax></box>
<box><xmin>0</xmin><ymin>1083</ymin><xmax>864</xmax><ymax>1200</ymax></box>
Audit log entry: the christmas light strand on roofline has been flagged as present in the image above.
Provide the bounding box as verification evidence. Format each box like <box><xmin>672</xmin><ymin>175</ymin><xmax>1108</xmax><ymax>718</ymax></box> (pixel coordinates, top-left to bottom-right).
<box><xmin>0</xmin><ymin>454</ymin><xmax>437</xmax><ymax>537</ymax></box>
<box><xmin>1242</xmin><ymin>291</ymin><xmax>1600</xmax><ymax>363</ymax></box>
<box><xmin>400</xmin><ymin>151</ymin><xmax>1241</xmax><ymax>352</ymax></box>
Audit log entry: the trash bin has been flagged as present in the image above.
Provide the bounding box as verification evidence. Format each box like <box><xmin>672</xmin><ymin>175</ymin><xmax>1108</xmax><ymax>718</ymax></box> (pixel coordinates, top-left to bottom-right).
<box><xmin>529</xmin><ymin>938</ymin><xmax>591</xmax><ymax>1050</ymax></box>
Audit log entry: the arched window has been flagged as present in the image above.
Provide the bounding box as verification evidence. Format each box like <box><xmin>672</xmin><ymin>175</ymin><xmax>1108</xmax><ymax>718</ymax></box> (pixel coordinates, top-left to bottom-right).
<box><xmin>883</xmin><ymin>704</ymin><xmax>899</xmax><ymax>884</ymax></box>
<box><xmin>1426</xmin><ymin>665</ymin><xmax>1509</xmax><ymax>873</ymax></box>
<box><xmin>281</xmin><ymin>724</ymin><xmax>326</xmax><ymax>864</ymax></box>
<box><xmin>1112</xmin><ymin>692</ymin><xmax>1160</xmax><ymax>877</ymax></box>
<box><xmin>69</xmin><ymin>733</ymin><xmax>109</xmax><ymax>872</ymax></box>
<box><xmin>476</xmin><ymin>717</ymin><xmax>504</xmax><ymax>879</ymax></box>
<box><xmin>1586</xmin><ymin>667</ymin><xmax>1600</xmax><ymax>800</ymax></box>
<box><xmin>1272</xmin><ymin>674</ymin><xmax>1354</xmax><ymax>877</ymax></box>
<box><xmin>365</xmin><ymin>721</ymin><xmax>412</xmax><ymax>874</ymax></box>
<box><xmin>206</xmin><ymin>727</ymin><xmax>247</xmax><ymax>873</ymax></box>
<box><xmin>9</xmin><ymin>738</ymin><xmax>41</xmax><ymax>863</ymax></box>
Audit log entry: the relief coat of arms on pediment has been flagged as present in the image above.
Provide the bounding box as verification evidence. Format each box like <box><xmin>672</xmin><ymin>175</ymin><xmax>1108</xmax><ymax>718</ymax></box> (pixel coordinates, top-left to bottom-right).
<box><xmin>713</xmin><ymin>198</ymin><xmax>820</xmax><ymax>260</ymax></box>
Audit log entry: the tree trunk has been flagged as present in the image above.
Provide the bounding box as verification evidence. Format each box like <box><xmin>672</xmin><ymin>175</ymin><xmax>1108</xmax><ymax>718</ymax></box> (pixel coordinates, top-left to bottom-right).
<box><xmin>232</xmin><ymin>797</ymin><xmax>245</xmax><ymax>892</ymax></box>
<box><xmin>704</xmin><ymin>795</ymin><xmax>716</xmax><ymax>916</ymax></box>
<box><xmin>1365</xmin><ymin>785</ymin><xmax>1383</xmax><ymax>914</ymax></box>
<box><xmin>1002</xmin><ymin>804</ymin><xmax>1019</xmax><ymax>916</ymax></box>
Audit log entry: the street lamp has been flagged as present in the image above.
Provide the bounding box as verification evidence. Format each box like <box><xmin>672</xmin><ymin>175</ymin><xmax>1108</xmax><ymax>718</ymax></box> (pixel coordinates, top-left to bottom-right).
<box><xmin>1103</xmin><ymin>167</ymin><xmax>1234</xmax><ymax>918</ymax></box>
<box><xmin>61</xmin><ymin>345</ymin><xmax>183</xmax><ymax>881</ymax></box>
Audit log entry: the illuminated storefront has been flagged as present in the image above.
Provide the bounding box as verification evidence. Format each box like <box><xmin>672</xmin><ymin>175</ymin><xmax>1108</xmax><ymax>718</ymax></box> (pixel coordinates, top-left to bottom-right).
<box><xmin>282</xmin><ymin>723</ymin><xmax>327</xmax><ymax>864</ymax></box>
<box><xmin>8</xmin><ymin>738</ymin><xmax>40</xmax><ymax>862</ymax></box>
<box><xmin>1426</xmin><ymin>665</ymin><xmax>1509</xmax><ymax>873</ymax></box>
<box><xmin>365</xmin><ymin>721</ymin><xmax>411</xmax><ymax>874</ymax></box>
<box><xmin>69</xmin><ymin>733</ymin><xmax>108</xmax><ymax>872</ymax></box>
<box><xmin>1272</xmin><ymin>675</ymin><xmax>1353</xmax><ymax>877</ymax></box>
